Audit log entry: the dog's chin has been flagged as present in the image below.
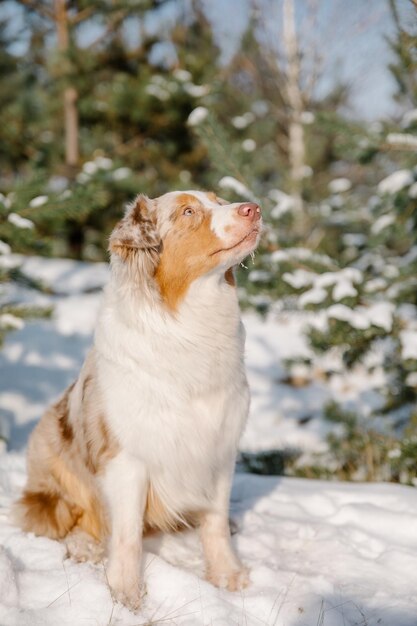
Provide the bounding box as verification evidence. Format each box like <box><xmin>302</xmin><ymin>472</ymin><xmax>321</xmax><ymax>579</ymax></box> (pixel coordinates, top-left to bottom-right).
<box><xmin>225</xmin><ymin>228</ymin><xmax>261</xmax><ymax>265</ymax></box>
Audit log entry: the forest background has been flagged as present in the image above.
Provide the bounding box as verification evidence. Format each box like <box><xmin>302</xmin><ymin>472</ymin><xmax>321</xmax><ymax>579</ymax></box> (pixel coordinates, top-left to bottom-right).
<box><xmin>1</xmin><ymin>0</ymin><xmax>417</xmax><ymax>484</ymax></box>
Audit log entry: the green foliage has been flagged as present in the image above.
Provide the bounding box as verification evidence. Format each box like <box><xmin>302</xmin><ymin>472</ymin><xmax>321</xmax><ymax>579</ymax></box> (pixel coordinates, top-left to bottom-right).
<box><xmin>239</xmin><ymin>449</ymin><xmax>299</xmax><ymax>476</ymax></box>
<box><xmin>0</xmin><ymin>257</ymin><xmax>53</xmax><ymax>347</ymax></box>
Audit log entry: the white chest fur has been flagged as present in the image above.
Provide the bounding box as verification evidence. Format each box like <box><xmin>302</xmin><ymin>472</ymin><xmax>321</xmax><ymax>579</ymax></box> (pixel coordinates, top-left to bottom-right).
<box><xmin>94</xmin><ymin>274</ymin><xmax>250</xmax><ymax>512</ymax></box>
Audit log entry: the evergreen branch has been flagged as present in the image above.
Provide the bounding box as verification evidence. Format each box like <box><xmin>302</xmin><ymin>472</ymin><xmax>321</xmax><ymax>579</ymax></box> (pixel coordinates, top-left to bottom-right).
<box><xmin>0</xmin><ymin>303</ymin><xmax>53</xmax><ymax>319</ymax></box>
<box><xmin>69</xmin><ymin>6</ymin><xmax>95</xmax><ymax>25</ymax></box>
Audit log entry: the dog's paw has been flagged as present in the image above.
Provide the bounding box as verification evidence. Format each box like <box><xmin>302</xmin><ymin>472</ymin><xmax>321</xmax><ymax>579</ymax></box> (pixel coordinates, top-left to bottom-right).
<box><xmin>207</xmin><ymin>566</ymin><xmax>250</xmax><ymax>592</ymax></box>
<box><xmin>107</xmin><ymin>561</ymin><xmax>146</xmax><ymax>613</ymax></box>
<box><xmin>111</xmin><ymin>582</ymin><xmax>146</xmax><ymax>613</ymax></box>
<box><xmin>65</xmin><ymin>531</ymin><xmax>104</xmax><ymax>564</ymax></box>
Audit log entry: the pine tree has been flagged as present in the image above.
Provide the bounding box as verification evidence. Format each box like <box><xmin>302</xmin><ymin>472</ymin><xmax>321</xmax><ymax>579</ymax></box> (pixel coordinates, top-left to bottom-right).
<box><xmin>0</xmin><ymin>2</ymin><xmax>222</xmax><ymax>259</ymax></box>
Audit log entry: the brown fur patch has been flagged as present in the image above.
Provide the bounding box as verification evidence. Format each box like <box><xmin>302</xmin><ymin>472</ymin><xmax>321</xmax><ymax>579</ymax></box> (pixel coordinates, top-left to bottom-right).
<box><xmin>225</xmin><ymin>268</ymin><xmax>236</xmax><ymax>287</ymax></box>
<box><xmin>131</xmin><ymin>195</ymin><xmax>150</xmax><ymax>224</ymax></box>
<box><xmin>84</xmin><ymin>413</ymin><xmax>119</xmax><ymax>476</ymax></box>
<box><xmin>155</xmin><ymin>197</ymin><xmax>223</xmax><ymax>311</ymax></box>
<box><xmin>205</xmin><ymin>192</ymin><xmax>228</xmax><ymax>206</ymax></box>
<box><xmin>145</xmin><ymin>484</ymin><xmax>175</xmax><ymax>532</ymax></box>
<box><xmin>144</xmin><ymin>484</ymin><xmax>193</xmax><ymax>533</ymax></box>
<box><xmin>16</xmin><ymin>489</ymin><xmax>82</xmax><ymax>540</ymax></box>
<box><xmin>49</xmin><ymin>454</ymin><xmax>106</xmax><ymax>541</ymax></box>
<box><xmin>109</xmin><ymin>195</ymin><xmax>161</xmax><ymax>262</ymax></box>
<box><xmin>56</xmin><ymin>384</ymin><xmax>75</xmax><ymax>443</ymax></box>
<box><xmin>205</xmin><ymin>192</ymin><xmax>218</xmax><ymax>203</ymax></box>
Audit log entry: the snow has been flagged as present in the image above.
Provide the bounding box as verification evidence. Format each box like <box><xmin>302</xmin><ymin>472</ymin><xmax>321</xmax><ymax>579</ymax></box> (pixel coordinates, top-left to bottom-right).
<box><xmin>82</xmin><ymin>161</ymin><xmax>98</xmax><ymax>175</ymax></box>
<box><xmin>269</xmin><ymin>189</ymin><xmax>294</xmax><ymax>217</ymax></box>
<box><xmin>28</xmin><ymin>195</ymin><xmax>48</xmax><ymax>209</ymax></box>
<box><xmin>47</xmin><ymin>176</ymin><xmax>68</xmax><ymax>193</ymax></box>
<box><xmin>183</xmin><ymin>83</ymin><xmax>210</xmax><ymax>98</ymax></box>
<box><xmin>242</xmin><ymin>138</ymin><xmax>256</xmax><ymax>152</ymax></box>
<box><xmin>7</xmin><ymin>214</ymin><xmax>34</xmax><ymax>230</ymax></box>
<box><xmin>270</xmin><ymin>247</ymin><xmax>334</xmax><ymax>268</ymax></box>
<box><xmin>315</xmin><ymin>268</ymin><xmax>362</xmax><ymax>289</ymax></box>
<box><xmin>327</xmin><ymin>302</ymin><xmax>394</xmax><ymax>332</ymax></box>
<box><xmin>0</xmin><ymin>455</ymin><xmax>416</xmax><ymax>626</ymax></box>
<box><xmin>187</xmin><ymin>106</ymin><xmax>209</xmax><ymax>126</ymax></box>
<box><xmin>1</xmin><ymin>257</ymin><xmax>416</xmax><ymax>625</ymax></box>
<box><xmin>377</xmin><ymin>169</ymin><xmax>414</xmax><ymax>195</ymax></box>
<box><xmin>300</xmin><ymin>111</ymin><xmax>315</xmax><ymax>124</ymax></box>
<box><xmin>173</xmin><ymin>69</ymin><xmax>192</xmax><ymax>82</ymax></box>
<box><xmin>386</xmin><ymin>132</ymin><xmax>417</xmax><ymax>148</ymax></box>
<box><xmin>18</xmin><ymin>256</ymin><xmax>109</xmax><ymax>296</ymax></box>
<box><xmin>408</xmin><ymin>181</ymin><xmax>417</xmax><ymax>198</ymax></box>
<box><xmin>231</xmin><ymin>113</ymin><xmax>255</xmax><ymax>129</ymax></box>
<box><xmin>248</xmin><ymin>270</ymin><xmax>271</xmax><ymax>283</ymax></box>
<box><xmin>332</xmin><ymin>278</ymin><xmax>357</xmax><ymax>301</ymax></box>
<box><xmin>368</xmin><ymin>302</ymin><xmax>395</xmax><ymax>332</ymax></box>
<box><xmin>82</xmin><ymin>157</ymin><xmax>115</xmax><ymax>175</ymax></box>
<box><xmin>0</xmin><ymin>314</ymin><xmax>24</xmax><ymax>331</ymax></box>
<box><xmin>406</xmin><ymin>372</ymin><xmax>417</xmax><ymax>387</ymax></box>
<box><xmin>0</xmin><ymin>254</ymin><xmax>21</xmax><ymax>271</ymax></box>
<box><xmin>400</xmin><ymin>330</ymin><xmax>417</xmax><ymax>361</ymax></box>
<box><xmin>300</xmin><ymin>165</ymin><xmax>313</xmax><ymax>178</ymax></box>
<box><xmin>327</xmin><ymin>303</ymin><xmax>370</xmax><ymax>329</ymax></box>
<box><xmin>371</xmin><ymin>213</ymin><xmax>395</xmax><ymax>234</ymax></box>
<box><xmin>283</xmin><ymin>268</ymin><xmax>361</xmax><ymax>304</ymax></box>
<box><xmin>76</xmin><ymin>172</ymin><xmax>90</xmax><ymax>184</ymax></box>
<box><xmin>0</xmin><ymin>241</ymin><xmax>11</xmax><ymax>256</ymax></box>
<box><xmin>1</xmin><ymin>462</ymin><xmax>417</xmax><ymax>626</ymax></box>
<box><xmin>218</xmin><ymin>176</ymin><xmax>257</xmax><ymax>202</ymax></box>
<box><xmin>299</xmin><ymin>287</ymin><xmax>328</xmax><ymax>307</ymax></box>
<box><xmin>112</xmin><ymin>167</ymin><xmax>131</xmax><ymax>181</ymax></box>
<box><xmin>282</xmin><ymin>269</ymin><xmax>315</xmax><ymax>289</ymax></box>
<box><xmin>401</xmin><ymin>108</ymin><xmax>417</xmax><ymax>127</ymax></box>
<box><xmin>328</xmin><ymin>178</ymin><xmax>351</xmax><ymax>194</ymax></box>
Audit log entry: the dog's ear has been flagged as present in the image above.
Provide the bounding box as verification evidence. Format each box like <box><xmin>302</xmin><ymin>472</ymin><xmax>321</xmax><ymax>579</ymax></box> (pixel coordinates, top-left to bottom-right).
<box><xmin>109</xmin><ymin>195</ymin><xmax>161</xmax><ymax>263</ymax></box>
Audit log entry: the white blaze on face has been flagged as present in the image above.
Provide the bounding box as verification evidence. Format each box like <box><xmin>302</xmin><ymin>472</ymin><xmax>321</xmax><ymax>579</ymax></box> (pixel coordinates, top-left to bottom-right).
<box><xmin>179</xmin><ymin>190</ymin><xmax>239</xmax><ymax>243</ymax></box>
<box><xmin>209</xmin><ymin>204</ymin><xmax>241</xmax><ymax>242</ymax></box>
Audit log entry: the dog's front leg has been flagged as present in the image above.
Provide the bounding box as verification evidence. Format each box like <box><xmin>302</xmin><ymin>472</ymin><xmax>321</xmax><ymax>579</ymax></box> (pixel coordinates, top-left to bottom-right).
<box><xmin>200</xmin><ymin>467</ymin><xmax>249</xmax><ymax>592</ymax></box>
<box><xmin>101</xmin><ymin>452</ymin><xmax>147</xmax><ymax>611</ymax></box>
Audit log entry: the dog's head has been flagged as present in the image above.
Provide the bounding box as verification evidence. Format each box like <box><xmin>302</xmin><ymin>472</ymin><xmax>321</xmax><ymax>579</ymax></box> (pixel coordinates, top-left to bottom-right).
<box><xmin>109</xmin><ymin>190</ymin><xmax>262</xmax><ymax>310</ymax></box>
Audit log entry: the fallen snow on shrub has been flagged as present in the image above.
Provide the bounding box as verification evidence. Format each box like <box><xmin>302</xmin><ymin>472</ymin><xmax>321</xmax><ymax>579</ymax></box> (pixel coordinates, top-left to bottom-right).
<box><xmin>400</xmin><ymin>330</ymin><xmax>417</xmax><ymax>360</ymax></box>
<box><xmin>7</xmin><ymin>213</ymin><xmax>34</xmax><ymax>229</ymax></box>
<box><xmin>187</xmin><ymin>106</ymin><xmax>209</xmax><ymax>126</ymax></box>
<box><xmin>28</xmin><ymin>195</ymin><xmax>48</xmax><ymax>209</ymax></box>
<box><xmin>328</xmin><ymin>177</ymin><xmax>352</xmax><ymax>194</ymax></box>
<box><xmin>377</xmin><ymin>169</ymin><xmax>414</xmax><ymax>195</ymax></box>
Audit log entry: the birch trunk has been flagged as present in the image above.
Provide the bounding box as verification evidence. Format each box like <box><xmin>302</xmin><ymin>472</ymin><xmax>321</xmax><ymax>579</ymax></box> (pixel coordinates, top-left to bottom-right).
<box><xmin>54</xmin><ymin>0</ymin><xmax>79</xmax><ymax>168</ymax></box>
<box><xmin>283</xmin><ymin>0</ymin><xmax>306</xmax><ymax>234</ymax></box>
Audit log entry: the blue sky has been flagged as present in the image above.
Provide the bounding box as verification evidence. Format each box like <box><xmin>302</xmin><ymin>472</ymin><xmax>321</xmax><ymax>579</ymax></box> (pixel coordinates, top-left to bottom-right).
<box><xmin>1</xmin><ymin>0</ymin><xmax>413</xmax><ymax>120</ymax></box>
<box><xmin>202</xmin><ymin>0</ymin><xmax>413</xmax><ymax>120</ymax></box>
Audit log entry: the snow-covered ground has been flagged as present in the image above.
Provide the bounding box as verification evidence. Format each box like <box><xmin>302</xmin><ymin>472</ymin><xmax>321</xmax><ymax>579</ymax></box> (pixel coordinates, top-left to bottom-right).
<box><xmin>1</xmin><ymin>257</ymin><xmax>417</xmax><ymax>625</ymax></box>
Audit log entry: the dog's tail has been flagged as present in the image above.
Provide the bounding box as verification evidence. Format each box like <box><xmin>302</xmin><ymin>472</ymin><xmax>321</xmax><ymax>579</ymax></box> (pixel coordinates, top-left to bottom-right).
<box><xmin>12</xmin><ymin>488</ymin><xmax>82</xmax><ymax>540</ymax></box>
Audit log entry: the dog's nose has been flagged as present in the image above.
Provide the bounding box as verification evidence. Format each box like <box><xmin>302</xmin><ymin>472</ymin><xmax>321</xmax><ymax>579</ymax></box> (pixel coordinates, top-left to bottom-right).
<box><xmin>237</xmin><ymin>202</ymin><xmax>261</xmax><ymax>221</ymax></box>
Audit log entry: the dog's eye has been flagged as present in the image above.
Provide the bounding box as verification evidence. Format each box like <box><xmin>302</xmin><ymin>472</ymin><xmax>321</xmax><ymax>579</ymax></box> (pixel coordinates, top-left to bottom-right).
<box><xmin>183</xmin><ymin>207</ymin><xmax>194</xmax><ymax>216</ymax></box>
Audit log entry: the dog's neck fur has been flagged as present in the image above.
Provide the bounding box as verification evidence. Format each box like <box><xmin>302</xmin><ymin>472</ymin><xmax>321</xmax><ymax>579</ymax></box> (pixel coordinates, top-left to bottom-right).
<box><xmin>95</xmin><ymin>268</ymin><xmax>243</xmax><ymax>400</ymax></box>
<box><xmin>96</xmin><ymin>262</ymin><xmax>243</xmax><ymax>380</ymax></box>
<box><xmin>105</xmin><ymin>259</ymin><xmax>239</xmax><ymax>332</ymax></box>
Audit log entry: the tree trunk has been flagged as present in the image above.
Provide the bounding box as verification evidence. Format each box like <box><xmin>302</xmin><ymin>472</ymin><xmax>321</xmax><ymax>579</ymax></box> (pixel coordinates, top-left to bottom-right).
<box><xmin>54</xmin><ymin>0</ymin><xmax>79</xmax><ymax>169</ymax></box>
<box><xmin>283</xmin><ymin>0</ymin><xmax>306</xmax><ymax>235</ymax></box>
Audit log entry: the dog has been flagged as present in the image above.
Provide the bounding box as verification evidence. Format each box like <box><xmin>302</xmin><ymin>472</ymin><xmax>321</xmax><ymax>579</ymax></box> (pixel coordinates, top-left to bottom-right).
<box><xmin>13</xmin><ymin>190</ymin><xmax>262</xmax><ymax>610</ymax></box>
